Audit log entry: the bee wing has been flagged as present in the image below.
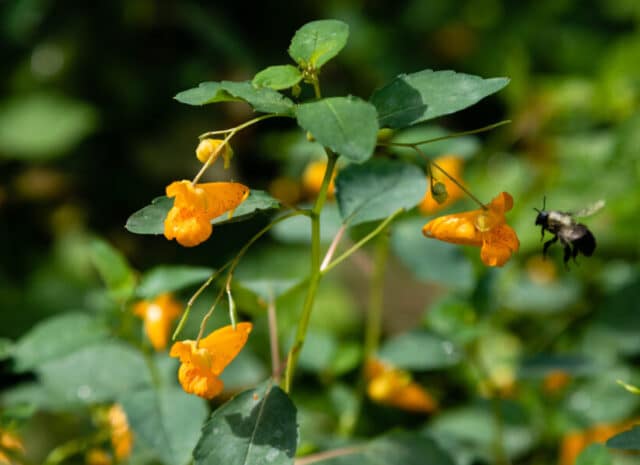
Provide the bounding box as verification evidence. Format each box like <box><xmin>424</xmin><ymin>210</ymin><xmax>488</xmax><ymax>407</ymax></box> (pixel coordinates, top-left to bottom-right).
<box><xmin>573</xmin><ymin>200</ymin><xmax>605</xmax><ymax>218</ymax></box>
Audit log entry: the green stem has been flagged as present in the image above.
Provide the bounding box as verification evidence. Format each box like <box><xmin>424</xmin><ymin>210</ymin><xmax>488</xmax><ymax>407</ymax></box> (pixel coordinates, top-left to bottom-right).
<box><xmin>381</xmin><ymin>120</ymin><xmax>511</xmax><ymax>148</ymax></box>
<box><xmin>364</xmin><ymin>228</ymin><xmax>390</xmax><ymax>359</ymax></box>
<box><xmin>430</xmin><ymin>157</ymin><xmax>487</xmax><ymax>210</ymax></box>
<box><xmin>321</xmin><ymin>208</ymin><xmax>404</xmax><ymax>275</ymax></box>
<box><xmin>284</xmin><ymin>151</ymin><xmax>338</xmax><ymax>393</ymax></box>
<box><xmin>172</xmin><ymin>211</ymin><xmax>303</xmax><ymax>341</ymax></box>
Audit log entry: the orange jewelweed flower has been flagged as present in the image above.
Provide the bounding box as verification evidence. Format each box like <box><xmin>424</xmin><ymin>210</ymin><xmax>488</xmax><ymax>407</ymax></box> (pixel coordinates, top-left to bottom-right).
<box><xmin>195</xmin><ymin>138</ymin><xmax>233</xmax><ymax>165</ymax></box>
<box><xmin>85</xmin><ymin>448</ymin><xmax>112</xmax><ymax>465</ymax></box>
<box><xmin>365</xmin><ymin>359</ymin><xmax>437</xmax><ymax>413</ymax></box>
<box><xmin>419</xmin><ymin>155</ymin><xmax>465</xmax><ymax>214</ymax></box>
<box><xmin>422</xmin><ymin>191</ymin><xmax>520</xmax><ymax>267</ymax></box>
<box><xmin>170</xmin><ymin>322</ymin><xmax>252</xmax><ymax>399</ymax></box>
<box><xmin>302</xmin><ymin>160</ymin><xmax>335</xmax><ymax>199</ymax></box>
<box><xmin>133</xmin><ymin>293</ymin><xmax>182</xmax><ymax>351</ymax></box>
<box><xmin>163</xmin><ymin>180</ymin><xmax>249</xmax><ymax>247</ymax></box>
<box><xmin>559</xmin><ymin>420</ymin><xmax>638</xmax><ymax>465</ymax></box>
<box><xmin>0</xmin><ymin>429</ymin><xmax>24</xmax><ymax>465</ymax></box>
<box><xmin>107</xmin><ymin>405</ymin><xmax>133</xmax><ymax>461</ymax></box>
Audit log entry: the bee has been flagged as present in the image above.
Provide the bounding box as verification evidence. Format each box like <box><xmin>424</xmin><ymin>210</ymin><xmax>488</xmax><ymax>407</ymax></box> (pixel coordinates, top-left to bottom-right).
<box><xmin>534</xmin><ymin>198</ymin><xmax>604</xmax><ymax>267</ymax></box>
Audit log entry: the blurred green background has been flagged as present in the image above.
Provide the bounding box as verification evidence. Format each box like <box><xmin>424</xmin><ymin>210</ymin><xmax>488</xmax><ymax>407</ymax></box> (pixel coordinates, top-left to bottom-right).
<box><xmin>1</xmin><ymin>1</ymin><xmax>640</xmax><ymax>464</ymax></box>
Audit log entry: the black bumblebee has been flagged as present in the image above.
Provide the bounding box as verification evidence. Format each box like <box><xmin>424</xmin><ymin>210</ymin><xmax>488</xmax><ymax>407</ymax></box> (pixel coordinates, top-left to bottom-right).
<box><xmin>534</xmin><ymin>199</ymin><xmax>603</xmax><ymax>267</ymax></box>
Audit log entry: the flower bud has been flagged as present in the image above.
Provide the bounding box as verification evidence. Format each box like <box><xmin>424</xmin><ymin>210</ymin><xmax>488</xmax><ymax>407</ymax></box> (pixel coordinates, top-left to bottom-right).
<box><xmin>195</xmin><ymin>139</ymin><xmax>232</xmax><ymax>165</ymax></box>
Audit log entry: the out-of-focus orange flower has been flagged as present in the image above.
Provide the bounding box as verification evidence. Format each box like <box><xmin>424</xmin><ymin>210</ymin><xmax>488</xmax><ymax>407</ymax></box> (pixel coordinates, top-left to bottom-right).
<box><xmin>544</xmin><ymin>370</ymin><xmax>571</xmax><ymax>394</ymax></box>
<box><xmin>85</xmin><ymin>448</ymin><xmax>112</xmax><ymax>465</ymax></box>
<box><xmin>133</xmin><ymin>293</ymin><xmax>183</xmax><ymax>351</ymax></box>
<box><xmin>559</xmin><ymin>420</ymin><xmax>638</xmax><ymax>465</ymax></box>
<box><xmin>170</xmin><ymin>322</ymin><xmax>252</xmax><ymax>399</ymax></box>
<box><xmin>419</xmin><ymin>155</ymin><xmax>465</xmax><ymax>214</ymax></box>
<box><xmin>164</xmin><ymin>180</ymin><xmax>249</xmax><ymax>247</ymax></box>
<box><xmin>0</xmin><ymin>429</ymin><xmax>24</xmax><ymax>465</ymax></box>
<box><xmin>108</xmin><ymin>405</ymin><xmax>133</xmax><ymax>461</ymax></box>
<box><xmin>302</xmin><ymin>160</ymin><xmax>335</xmax><ymax>199</ymax></box>
<box><xmin>422</xmin><ymin>191</ymin><xmax>520</xmax><ymax>267</ymax></box>
<box><xmin>526</xmin><ymin>255</ymin><xmax>558</xmax><ymax>284</ymax></box>
<box><xmin>364</xmin><ymin>359</ymin><xmax>437</xmax><ymax>413</ymax></box>
<box><xmin>269</xmin><ymin>176</ymin><xmax>302</xmax><ymax>206</ymax></box>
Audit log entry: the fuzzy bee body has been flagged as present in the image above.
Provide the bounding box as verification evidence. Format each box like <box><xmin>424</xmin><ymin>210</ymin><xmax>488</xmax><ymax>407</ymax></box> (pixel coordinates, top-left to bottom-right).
<box><xmin>534</xmin><ymin>200</ymin><xmax>602</xmax><ymax>267</ymax></box>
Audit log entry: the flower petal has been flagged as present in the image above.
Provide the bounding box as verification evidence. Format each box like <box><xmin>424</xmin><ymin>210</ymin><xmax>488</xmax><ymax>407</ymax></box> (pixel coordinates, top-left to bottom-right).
<box><xmin>480</xmin><ymin>223</ymin><xmax>520</xmax><ymax>266</ymax></box>
<box><xmin>199</xmin><ymin>322</ymin><xmax>253</xmax><ymax>375</ymax></box>
<box><xmin>163</xmin><ymin>206</ymin><xmax>213</xmax><ymax>247</ymax></box>
<box><xmin>198</xmin><ymin>182</ymin><xmax>250</xmax><ymax>218</ymax></box>
<box><xmin>488</xmin><ymin>191</ymin><xmax>513</xmax><ymax>214</ymax></box>
<box><xmin>422</xmin><ymin>210</ymin><xmax>483</xmax><ymax>246</ymax></box>
<box><xmin>178</xmin><ymin>363</ymin><xmax>224</xmax><ymax>399</ymax></box>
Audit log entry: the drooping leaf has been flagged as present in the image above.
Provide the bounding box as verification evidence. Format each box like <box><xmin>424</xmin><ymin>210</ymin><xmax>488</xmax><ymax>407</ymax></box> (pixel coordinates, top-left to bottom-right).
<box><xmin>606</xmin><ymin>425</ymin><xmax>640</xmax><ymax>450</ymax></box>
<box><xmin>335</xmin><ymin>159</ymin><xmax>426</xmax><ymax>225</ymax></box>
<box><xmin>194</xmin><ymin>382</ymin><xmax>297</xmax><ymax>465</ymax></box>
<box><xmin>378</xmin><ymin>329</ymin><xmax>461</xmax><ymax>371</ymax></box>
<box><xmin>120</xmin><ymin>386</ymin><xmax>208</xmax><ymax>465</ymax></box>
<box><xmin>318</xmin><ymin>432</ymin><xmax>455</xmax><ymax>465</ymax></box>
<box><xmin>38</xmin><ymin>342</ymin><xmax>152</xmax><ymax>404</ymax></box>
<box><xmin>296</xmin><ymin>96</ymin><xmax>378</xmax><ymax>163</ymax></box>
<box><xmin>89</xmin><ymin>238</ymin><xmax>136</xmax><ymax>301</ymax></box>
<box><xmin>391</xmin><ymin>216</ymin><xmax>474</xmax><ymax>291</ymax></box>
<box><xmin>576</xmin><ymin>444</ymin><xmax>612</xmax><ymax>465</ymax></box>
<box><xmin>12</xmin><ymin>313</ymin><xmax>109</xmax><ymax>372</ymax></box>
<box><xmin>136</xmin><ymin>265</ymin><xmax>214</xmax><ymax>299</ymax></box>
<box><xmin>253</xmin><ymin>65</ymin><xmax>302</xmax><ymax>90</ymax></box>
<box><xmin>175</xmin><ymin>81</ymin><xmax>295</xmax><ymax>116</ymax></box>
<box><xmin>126</xmin><ymin>196</ymin><xmax>173</xmax><ymax>235</ymax></box>
<box><xmin>371</xmin><ymin>70</ymin><xmax>509</xmax><ymax>128</ymax></box>
<box><xmin>0</xmin><ymin>92</ymin><xmax>97</xmax><ymax>160</ymax></box>
<box><xmin>213</xmin><ymin>190</ymin><xmax>281</xmax><ymax>225</ymax></box>
<box><xmin>288</xmin><ymin>20</ymin><xmax>349</xmax><ymax>68</ymax></box>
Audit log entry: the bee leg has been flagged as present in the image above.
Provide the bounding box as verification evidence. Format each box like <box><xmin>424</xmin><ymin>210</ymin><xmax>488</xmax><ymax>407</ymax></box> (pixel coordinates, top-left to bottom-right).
<box><xmin>542</xmin><ymin>235</ymin><xmax>558</xmax><ymax>257</ymax></box>
<box><xmin>571</xmin><ymin>245</ymin><xmax>581</xmax><ymax>265</ymax></box>
<box><xmin>562</xmin><ymin>244</ymin><xmax>572</xmax><ymax>270</ymax></box>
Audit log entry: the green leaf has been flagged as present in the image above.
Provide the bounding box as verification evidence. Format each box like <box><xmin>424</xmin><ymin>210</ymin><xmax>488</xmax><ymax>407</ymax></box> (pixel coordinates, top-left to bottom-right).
<box><xmin>0</xmin><ymin>338</ymin><xmax>13</xmax><ymax>361</ymax></box>
<box><xmin>335</xmin><ymin>159</ymin><xmax>426</xmax><ymax>225</ymax></box>
<box><xmin>296</xmin><ymin>97</ymin><xmax>378</xmax><ymax>162</ymax></box>
<box><xmin>213</xmin><ymin>190</ymin><xmax>281</xmax><ymax>225</ymax></box>
<box><xmin>318</xmin><ymin>432</ymin><xmax>455</xmax><ymax>465</ymax></box>
<box><xmin>371</xmin><ymin>70</ymin><xmax>509</xmax><ymax>128</ymax></box>
<box><xmin>378</xmin><ymin>329</ymin><xmax>461</xmax><ymax>370</ymax></box>
<box><xmin>120</xmin><ymin>386</ymin><xmax>208</xmax><ymax>465</ymax></box>
<box><xmin>0</xmin><ymin>92</ymin><xmax>97</xmax><ymax>160</ymax></box>
<box><xmin>38</xmin><ymin>342</ymin><xmax>152</xmax><ymax>404</ymax></box>
<box><xmin>12</xmin><ymin>312</ymin><xmax>109</xmax><ymax>372</ymax></box>
<box><xmin>391</xmin><ymin>216</ymin><xmax>474</xmax><ymax>291</ymax></box>
<box><xmin>89</xmin><ymin>238</ymin><xmax>136</xmax><ymax>300</ymax></box>
<box><xmin>175</xmin><ymin>81</ymin><xmax>295</xmax><ymax>116</ymax></box>
<box><xmin>253</xmin><ymin>65</ymin><xmax>303</xmax><ymax>90</ymax></box>
<box><xmin>576</xmin><ymin>444</ymin><xmax>612</xmax><ymax>465</ymax></box>
<box><xmin>194</xmin><ymin>382</ymin><xmax>297</xmax><ymax>465</ymax></box>
<box><xmin>272</xmin><ymin>204</ymin><xmax>342</xmax><ymax>244</ymax></box>
<box><xmin>518</xmin><ymin>354</ymin><xmax>595</xmax><ymax>379</ymax></box>
<box><xmin>607</xmin><ymin>425</ymin><xmax>640</xmax><ymax>450</ymax></box>
<box><xmin>288</xmin><ymin>19</ymin><xmax>349</xmax><ymax>68</ymax></box>
<box><xmin>136</xmin><ymin>265</ymin><xmax>213</xmax><ymax>299</ymax></box>
<box><xmin>126</xmin><ymin>196</ymin><xmax>173</xmax><ymax>235</ymax></box>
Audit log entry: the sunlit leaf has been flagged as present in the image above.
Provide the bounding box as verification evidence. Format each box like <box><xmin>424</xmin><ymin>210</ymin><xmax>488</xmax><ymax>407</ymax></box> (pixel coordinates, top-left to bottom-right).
<box><xmin>120</xmin><ymin>386</ymin><xmax>208</xmax><ymax>465</ymax></box>
<box><xmin>335</xmin><ymin>159</ymin><xmax>426</xmax><ymax>225</ymax></box>
<box><xmin>194</xmin><ymin>382</ymin><xmax>297</xmax><ymax>465</ymax></box>
<box><xmin>136</xmin><ymin>265</ymin><xmax>213</xmax><ymax>299</ymax></box>
<box><xmin>296</xmin><ymin>96</ymin><xmax>378</xmax><ymax>162</ymax></box>
<box><xmin>288</xmin><ymin>20</ymin><xmax>349</xmax><ymax>68</ymax></box>
<box><xmin>0</xmin><ymin>93</ymin><xmax>97</xmax><ymax>160</ymax></box>
<box><xmin>38</xmin><ymin>342</ymin><xmax>152</xmax><ymax>404</ymax></box>
<box><xmin>175</xmin><ymin>81</ymin><xmax>295</xmax><ymax>116</ymax></box>
<box><xmin>89</xmin><ymin>238</ymin><xmax>136</xmax><ymax>301</ymax></box>
<box><xmin>371</xmin><ymin>70</ymin><xmax>509</xmax><ymax>128</ymax></box>
<box><xmin>607</xmin><ymin>425</ymin><xmax>640</xmax><ymax>450</ymax></box>
<box><xmin>253</xmin><ymin>65</ymin><xmax>302</xmax><ymax>90</ymax></box>
<box><xmin>378</xmin><ymin>330</ymin><xmax>461</xmax><ymax>371</ymax></box>
<box><xmin>213</xmin><ymin>190</ymin><xmax>281</xmax><ymax>225</ymax></box>
<box><xmin>12</xmin><ymin>313</ymin><xmax>109</xmax><ymax>372</ymax></box>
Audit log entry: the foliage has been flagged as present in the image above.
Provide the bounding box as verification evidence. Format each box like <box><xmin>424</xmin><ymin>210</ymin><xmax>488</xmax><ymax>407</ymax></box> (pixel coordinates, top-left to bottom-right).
<box><xmin>1</xmin><ymin>5</ymin><xmax>640</xmax><ymax>465</ymax></box>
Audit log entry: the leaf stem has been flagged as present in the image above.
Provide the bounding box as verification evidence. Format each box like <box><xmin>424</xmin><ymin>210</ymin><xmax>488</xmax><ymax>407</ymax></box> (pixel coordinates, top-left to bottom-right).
<box><xmin>364</xmin><ymin>228</ymin><xmax>390</xmax><ymax>359</ymax></box>
<box><xmin>381</xmin><ymin>119</ymin><xmax>511</xmax><ymax>148</ymax></box>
